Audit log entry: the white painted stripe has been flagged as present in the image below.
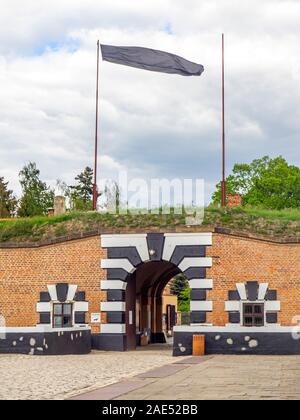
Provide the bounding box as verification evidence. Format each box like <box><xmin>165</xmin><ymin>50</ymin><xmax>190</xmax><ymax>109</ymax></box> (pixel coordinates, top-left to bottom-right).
<box><xmin>179</xmin><ymin>257</ymin><xmax>212</xmax><ymax>272</ymax></box>
<box><xmin>67</xmin><ymin>285</ymin><xmax>78</xmax><ymax>301</ymax></box>
<box><xmin>0</xmin><ymin>327</ymin><xmax>90</xmax><ymax>334</ymax></box>
<box><xmin>265</xmin><ymin>301</ymin><xmax>281</xmax><ymax>312</ymax></box>
<box><xmin>101</xmin><ymin>258</ymin><xmax>134</xmax><ymax>273</ymax></box>
<box><xmin>36</xmin><ymin>302</ymin><xmax>51</xmax><ymax>313</ymax></box>
<box><xmin>236</xmin><ymin>283</ymin><xmax>247</xmax><ymax>300</ymax></box>
<box><xmin>101</xmin><ymin>302</ymin><xmax>126</xmax><ymax>312</ymax></box>
<box><xmin>190</xmin><ymin>301</ymin><xmax>213</xmax><ymax>312</ymax></box>
<box><xmin>188</xmin><ymin>279</ymin><xmax>213</xmax><ymax>290</ymax></box>
<box><xmin>225</xmin><ymin>301</ymin><xmax>240</xmax><ymax>312</ymax></box>
<box><xmin>258</xmin><ymin>283</ymin><xmax>269</xmax><ymax>300</ymax></box>
<box><xmin>101</xmin><ymin>324</ymin><xmax>126</xmax><ymax>334</ymax></box>
<box><xmin>163</xmin><ymin>233</ymin><xmax>212</xmax><ymax>261</ymax></box>
<box><xmin>47</xmin><ymin>285</ymin><xmax>57</xmax><ymax>301</ymax></box>
<box><xmin>174</xmin><ymin>326</ymin><xmax>295</xmax><ymax>333</ymax></box>
<box><xmin>74</xmin><ymin>302</ymin><xmax>89</xmax><ymax>312</ymax></box>
<box><xmin>101</xmin><ymin>281</ymin><xmax>127</xmax><ymax>290</ymax></box>
<box><xmin>265</xmin><ymin>323</ymin><xmax>281</xmax><ymax>327</ymax></box>
<box><xmin>191</xmin><ymin>324</ymin><xmax>213</xmax><ymax>327</ymax></box>
<box><xmin>101</xmin><ymin>234</ymin><xmax>149</xmax><ymax>262</ymax></box>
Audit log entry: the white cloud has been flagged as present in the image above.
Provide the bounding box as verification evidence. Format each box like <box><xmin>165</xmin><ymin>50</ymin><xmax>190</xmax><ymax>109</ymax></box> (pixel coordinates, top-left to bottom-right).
<box><xmin>0</xmin><ymin>0</ymin><xmax>300</xmax><ymax>204</ymax></box>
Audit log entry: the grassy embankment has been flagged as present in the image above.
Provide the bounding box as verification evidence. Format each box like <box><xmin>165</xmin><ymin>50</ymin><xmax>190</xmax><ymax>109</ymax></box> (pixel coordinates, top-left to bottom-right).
<box><xmin>1</xmin><ymin>207</ymin><xmax>300</xmax><ymax>243</ymax></box>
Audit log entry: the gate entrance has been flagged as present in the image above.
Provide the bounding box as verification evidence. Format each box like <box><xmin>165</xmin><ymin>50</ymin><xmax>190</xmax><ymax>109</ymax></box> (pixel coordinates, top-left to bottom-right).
<box><xmin>100</xmin><ymin>233</ymin><xmax>213</xmax><ymax>352</ymax></box>
<box><xmin>126</xmin><ymin>261</ymin><xmax>181</xmax><ymax>350</ymax></box>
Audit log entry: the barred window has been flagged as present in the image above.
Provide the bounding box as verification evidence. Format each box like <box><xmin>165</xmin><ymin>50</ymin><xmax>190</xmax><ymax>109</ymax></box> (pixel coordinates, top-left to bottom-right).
<box><xmin>243</xmin><ymin>303</ymin><xmax>264</xmax><ymax>327</ymax></box>
<box><xmin>53</xmin><ymin>303</ymin><xmax>73</xmax><ymax>328</ymax></box>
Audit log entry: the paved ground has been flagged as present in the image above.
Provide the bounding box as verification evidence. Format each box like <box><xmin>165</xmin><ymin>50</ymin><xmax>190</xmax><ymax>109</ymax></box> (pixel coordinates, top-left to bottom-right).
<box><xmin>115</xmin><ymin>355</ymin><xmax>300</xmax><ymax>400</ymax></box>
<box><xmin>1</xmin><ymin>346</ymin><xmax>300</xmax><ymax>400</ymax></box>
<box><xmin>0</xmin><ymin>345</ymin><xmax>181</xmax><ymax>400</ymax></box>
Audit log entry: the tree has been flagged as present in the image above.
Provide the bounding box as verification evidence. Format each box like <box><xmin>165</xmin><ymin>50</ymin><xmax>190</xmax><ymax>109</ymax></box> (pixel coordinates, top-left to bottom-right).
<box><xmin>170</xmin><ymin>274</ymin><xmax>189</xmax><ymax>297</ymax></box>
<box><xmin>212</xmin><ymin>156</ymin><xmax>300</xmax><ymax>210</ymax></box>
<box><xmin>0</xmin><ymin>177</ymin><xmax>17</xmax><ymax>217</ymax></box>
<box><xmin>18</xmin><ymin>162</ymin><xmax>54</xmax><ymax>217</ymax></box>
<box><xmin>170</xmin><ymin>275</ymin><xmax>191</xmax><ymax>313</ymax></box>
<box><xmin>69</xmin><ymin>167</ymin><xmax>93</xmax><ymax>211</ymax></box>
<box><xmin>178</xmin><ymin>288</ymin><xmax>191</xmax><ymax>312</ymax></box>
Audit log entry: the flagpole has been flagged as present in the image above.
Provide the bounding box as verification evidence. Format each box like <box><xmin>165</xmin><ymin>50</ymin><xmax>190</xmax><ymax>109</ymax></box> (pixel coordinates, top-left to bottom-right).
<box><xmin>221</xmin><ymin>33</ymin><xmax>226</xmax><ymax>207</ymax></box>
<box><xmin>93</xmin><ymin>40</ymin><xmax>100</xmax><ymax>211</ymax></box>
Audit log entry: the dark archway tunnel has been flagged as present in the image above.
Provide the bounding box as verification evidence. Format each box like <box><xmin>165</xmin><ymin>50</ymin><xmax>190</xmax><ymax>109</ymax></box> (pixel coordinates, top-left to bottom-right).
<box><xmin>125</xmin><ymin>261</ymin><xmax>182</xmax><ymax>350</ymax></box>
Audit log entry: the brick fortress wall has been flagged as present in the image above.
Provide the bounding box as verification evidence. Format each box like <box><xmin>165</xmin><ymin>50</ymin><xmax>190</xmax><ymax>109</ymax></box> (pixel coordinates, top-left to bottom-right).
<box><xmin>207</xmin><ymin>234</ymin><xmax>300</xmax><ymax>326</ymax></box>
<box><xmin>0</xmin><ymin>237</ymin><xmax>107</xmax><ymax>333</ymax></box>
<box><xmin>0</xmin><ymin>233</ymin><xmax>300</xmax><ymax>329</ymax></box>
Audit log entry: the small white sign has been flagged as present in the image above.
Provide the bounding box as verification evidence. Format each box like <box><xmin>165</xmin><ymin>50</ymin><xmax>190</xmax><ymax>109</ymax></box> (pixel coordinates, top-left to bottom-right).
<box><xmin>91</xmin><ymin>313</ymin><xmax>101</xmax><ymax>324</ymax></box>
<box><xmin>129</xmin><ymin>311</ymin><xmax>133</xmax><ymax>326</ymax></box>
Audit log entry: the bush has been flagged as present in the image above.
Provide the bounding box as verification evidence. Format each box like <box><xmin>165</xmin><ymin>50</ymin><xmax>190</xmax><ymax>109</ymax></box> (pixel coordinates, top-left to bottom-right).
<box><xmin>178</xmin><ymin>288</ymin><xmax>190</xmax><ymax>312</ymax></box>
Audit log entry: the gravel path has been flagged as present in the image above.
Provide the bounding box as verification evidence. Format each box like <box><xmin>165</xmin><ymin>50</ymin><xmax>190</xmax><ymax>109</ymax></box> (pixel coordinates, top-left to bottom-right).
<box><xmin>0</xmin><ymin>345</ymin><xmax>182</xmax><ymax>400</ymax></box>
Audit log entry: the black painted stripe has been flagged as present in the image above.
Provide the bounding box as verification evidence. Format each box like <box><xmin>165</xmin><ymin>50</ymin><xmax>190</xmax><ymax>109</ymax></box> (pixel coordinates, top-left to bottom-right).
<box><xmin>108</xmin><ymin>247</ymin><xmax>142</xmax><ymax>267</ymax></box>
<box><xmin>39</xmin><ymin>292</ymin><xmax>51</xmax><ymax>303</ymax></box>
<box><xmin>266</xmin><ymin>290</ymin><xmax>277</xmax><ymax>301</ymax></box>
<box><xmin>107</xmin><ymin>290</ymin><xmax>126</xmax><ymax>302</ymax></box>
<box><xmin>190</xmin><ymin>290</ymin><xmax>207</xmax><ymax>301</ymax></box>
<box><xmin>107</xmin><ymin>312</ymin><xmax>126</xmax><ymax>324</ymax></box>
<box><xmin>56</xmin><ymin>283</ymin><xmax>69</xmax><ymax>303</ymax></box>
<box><xmin>39</xmin><ymin>312</ymin><xmax>51</xmax><ymax>324</ymax></box>
<box><xmin>107</xmin><ymin>269</ymin><xmax>129</xmax><ymax>281</ymax></box>
<box><xmin>75</xmin><ymin>291</ymin><xmax>86</xmax><ymax>302</ymax></box>
<box><xmin>75</xmin><ymin>312</ymin><xmax>86</xmax><ymax>324</ymax></box>
<box><xmin>246</xmin><ymin>282</ymin><xmax>259</xmax><ymax>301</ymax></box>
<box><xmin>229</xmin><ymin>312</ymin><xmax>240</xmax><ymax>324</ymax></box>
<box><xmin>147</xmin><ymin>233</ymin><xmax>165</xmax><ymax>261</ymax></box>
<box><xmin>228</xmin><ymin>290</ymin><xmax>240</xmax><ymax>301</ymax></box>
<box><xmin>190</xmin><ymin>312</ymin><xmax>206</xmax><ymax>324</ymax></box>
<box><xmin>184</xmin><ymin>267</ymin><xmax>206</xmax><ymax>280</ymax></box>
<box><xmin>92</xmin><ymin>333</ymin><xmax>126</xmax><ymax>351</ymax></box>
<box><xmin>266</xmin><ymin>313</ymin><xmax>278</xmax><ymax>324</ymax></box>
<box><xmin>170</xmin><ymin>245</ymin><xmax>206</xmax><ymax>266</ymax></box>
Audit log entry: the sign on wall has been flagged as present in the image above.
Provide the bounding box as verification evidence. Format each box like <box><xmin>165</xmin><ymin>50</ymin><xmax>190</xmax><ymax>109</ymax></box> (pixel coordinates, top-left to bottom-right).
<box><xmin>91</xmin><ymin>313</ymin><xmax>101</xmax><ymax>324</ymax></box>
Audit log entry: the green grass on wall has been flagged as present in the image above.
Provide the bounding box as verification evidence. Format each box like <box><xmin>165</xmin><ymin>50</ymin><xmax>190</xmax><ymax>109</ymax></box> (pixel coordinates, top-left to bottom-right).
<box><xmin>1</xmin><ymin>206</ymin><xmax>300</xmax><ymax>243</ymax></box>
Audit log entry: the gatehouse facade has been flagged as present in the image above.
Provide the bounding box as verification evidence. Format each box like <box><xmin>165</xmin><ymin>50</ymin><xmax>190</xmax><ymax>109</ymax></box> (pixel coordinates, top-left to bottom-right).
<box><xmin>0</xmin><ymin>229</ymin><xmax>300</xmax><ymax>355</ymax></box>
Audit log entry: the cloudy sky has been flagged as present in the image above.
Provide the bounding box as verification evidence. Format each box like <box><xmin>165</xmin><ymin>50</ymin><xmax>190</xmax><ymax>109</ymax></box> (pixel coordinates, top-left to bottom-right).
<box><xmin>1</xmin><ymin>0</ymin><xmax>300</xmax><ymax>203</ymax></box>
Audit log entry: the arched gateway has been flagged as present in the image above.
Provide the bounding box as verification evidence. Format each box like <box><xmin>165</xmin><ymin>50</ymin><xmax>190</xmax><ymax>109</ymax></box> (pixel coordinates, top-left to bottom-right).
<box><xmin>94</xmin><ymin>233</ymin><xmax>213</xmax><ymax>351</ymax></box>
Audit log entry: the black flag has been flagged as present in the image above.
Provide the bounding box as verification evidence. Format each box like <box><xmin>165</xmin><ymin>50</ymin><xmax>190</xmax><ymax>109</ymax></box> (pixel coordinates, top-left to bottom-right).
<box><xmin>101</xmin><ymin>45</ymin><xmax>204</xmax><ymax>77</ymax></box>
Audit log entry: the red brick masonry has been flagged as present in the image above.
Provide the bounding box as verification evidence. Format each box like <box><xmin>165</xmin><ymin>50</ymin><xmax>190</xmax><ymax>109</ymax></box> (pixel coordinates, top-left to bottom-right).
<box><xmin>0</xmin><ymin>232</ymin><xmax>299</xmax><ymax>329</ymax></box>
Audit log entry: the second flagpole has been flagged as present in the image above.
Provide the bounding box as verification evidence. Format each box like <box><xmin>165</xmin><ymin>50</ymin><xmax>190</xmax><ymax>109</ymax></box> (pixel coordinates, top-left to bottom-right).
<box><xmin>93</xmin><ymin>40</ymin><xmax>100</xmax><ymax>211</ymax></box>
<box><xmin>221</xmin><ymin>33</ymin><xmax>226</xmax><ymax>208</ymax></box>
